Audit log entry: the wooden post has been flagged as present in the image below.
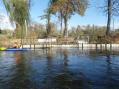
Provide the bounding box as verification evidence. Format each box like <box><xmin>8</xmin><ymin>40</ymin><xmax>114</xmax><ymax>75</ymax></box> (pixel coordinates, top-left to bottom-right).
<box><xmin>43</xmin><ymin>43</ymin><xmax>44</xmax><ymax>49</ymax></box>
<box><xmin>96</xmin><ymin>43</ymin><xmax>97</xmax><ymax>50</ymax></box>
<box><xmin>105</xmin><ymin>44</ymin><xmax>107</xmax><ymax>50</ymax></box>
<box><xmin>34</xmin><ymin>44</ymin><xmax>35</xmax><ymax>50</ymax></box>
<box><xmin>78</xmin><ymin>43</ymin><xmax>79</xmax><ymax>48</ymax></box>
<box><xmin>30</xmin><ymin>44</ymin><xmax>31</xmax><ymax>49</ymax></box>
<box><xmin>51</xmin><ymin>38</ymin><xmax>52</xmax><ymax>48</ymax></box>
<box><xmin>110</xmin><ymin>43</ymin><xmax>112</xmax><ymax>51</ymax></box>
<box><xmin>100</xmin><ymin>44</ymin><xmax>102</xmax><ymax>49</ymax></box>
<box><xmin>82</xmin><ymin>43</ymin><xmax>83</xmax><ymax>50</ymax></box>
<box><xmin>30</xmin><ymin>38</ymin><xmax>31</xmax><ymax>49</ymax></box>
<box><xmin>21</xmin><ymin>44</ymin><xmax>23</xmax><ymax>49</ymax></box>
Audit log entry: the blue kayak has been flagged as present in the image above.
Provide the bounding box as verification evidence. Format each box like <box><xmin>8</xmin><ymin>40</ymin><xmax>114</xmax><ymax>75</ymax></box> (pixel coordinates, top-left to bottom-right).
<box><xmin>0</xmin><ymin>48</ymin><xmax>30</xmax><ymax>51</ymax></box>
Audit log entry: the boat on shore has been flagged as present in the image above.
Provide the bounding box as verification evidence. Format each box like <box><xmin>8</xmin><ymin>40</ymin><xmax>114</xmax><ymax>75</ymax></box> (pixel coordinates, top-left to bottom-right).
<box><xmin>0</xmin><ymin>47</ymin><xmax>7</xmax><ymax>51</ymax></box>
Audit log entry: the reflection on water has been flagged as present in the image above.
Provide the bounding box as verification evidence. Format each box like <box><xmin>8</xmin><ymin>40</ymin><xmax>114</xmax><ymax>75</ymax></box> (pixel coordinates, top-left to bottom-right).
<box><xmin>0</xmin><ymin>52</ymin><xmax>6</xmax><ymax>56</ymax></box>
<box><xmin>9</xmin><ymin>52</ymin><xmax>29</xmax><ymax>89</ymax></box>
<box><xmin>0</xmin><ymin>49</ymin><xmax>119</xmax><ymax>89</ymax></box>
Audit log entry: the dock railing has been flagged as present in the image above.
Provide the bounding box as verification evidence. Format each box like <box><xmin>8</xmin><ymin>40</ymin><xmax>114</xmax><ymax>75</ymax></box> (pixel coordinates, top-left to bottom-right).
<box><xmin>1</xmin><ymin>38</ymin><xmax>119</xmax><ymax>49</ymax></box>
<box><xmin>22</xmin><ymin>38</ymin><xmax>119</xmax><ymax>50</ymax></box>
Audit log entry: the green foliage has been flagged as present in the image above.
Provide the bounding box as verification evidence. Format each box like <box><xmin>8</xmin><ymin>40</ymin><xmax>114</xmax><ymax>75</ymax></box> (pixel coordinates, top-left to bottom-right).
<box><xmin>26</xmin><ymin>23</ymin><xmax>59</xmax><ymax>38</ymax></box>
<box><xmin>32</xmin><ymin>24</ymin><xmax>46</xmax><ymax>38</ymax></box>
<box><xmin>69</xmin><ymin>25</ymin><xmax>108</xmax><ymax>43</ymax></box>
<box><xmin>49</xmin><ymin>0</ymin><xmax>88</xmax><ymax>37</ymax></box>
<box><xmin>14</xmin><ymin>25</ymin><xmax>26</xmax><ymax>38</ymax></box>
<box><xmin>0</xmin><ymin>29</ymin><xmax>13</xmax><ymax>36</ymax></box>
<box><xmin>3</xmin><ymin>0</ymin><xmax>30</xmax><ymax>27</ymax></box>
<box><xmin>3</xmin><ymin>0</ymin><xmax>31</xmax><ymax>45</ymax></box>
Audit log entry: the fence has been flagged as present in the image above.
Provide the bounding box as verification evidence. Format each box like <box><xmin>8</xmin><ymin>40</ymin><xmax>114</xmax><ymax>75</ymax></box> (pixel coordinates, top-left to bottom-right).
<box><xmin>1</xmin><ymin>38</ymin><xmax>119</xmax><ymax>49</ymax></box>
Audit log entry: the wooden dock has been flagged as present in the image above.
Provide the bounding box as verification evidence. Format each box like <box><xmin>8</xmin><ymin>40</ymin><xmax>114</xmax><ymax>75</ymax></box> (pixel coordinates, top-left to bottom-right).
<box><xmin>15</xmin><ymin>38</ymin><xmax>119</xmax><ymax>50</ymax></box>
<box><xmin>21</xmin><ymin>43</ymin><xmax>119</xmax><ymax>50</ymax></box>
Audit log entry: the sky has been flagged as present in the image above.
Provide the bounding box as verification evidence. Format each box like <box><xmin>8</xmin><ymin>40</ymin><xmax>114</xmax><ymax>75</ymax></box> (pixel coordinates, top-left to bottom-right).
<box><xmin>0</xmin><ymin>0</ymin><xmax>119</xmax><ymax>30</ymax></box>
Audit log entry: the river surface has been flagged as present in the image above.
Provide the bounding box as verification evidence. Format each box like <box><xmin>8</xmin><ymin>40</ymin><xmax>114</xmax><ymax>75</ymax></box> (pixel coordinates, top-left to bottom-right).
<box><xmin>0</xmin><ymin>48</ymin><xmax>119</xmax><ymax>89</ymax></box>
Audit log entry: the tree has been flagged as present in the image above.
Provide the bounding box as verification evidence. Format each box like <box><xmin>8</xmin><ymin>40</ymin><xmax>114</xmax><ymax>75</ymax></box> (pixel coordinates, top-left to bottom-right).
<box><xmin>39</xmin><ymin>9</ymin><xmax>52</xmax><ymax>37</ymax></box>
<box><xmin>46</xmin><ymin>9</ymin><xmax>52</xmax><ymax>36</ymax></box>
<box><xmin>106</xmin><ymin>0</ymin><xmax>112</xmax><ymax>36</ymax></box>
<box><xmin>0</xmin><ymin>29</ymin><xmax>2</xmax><ymax>34</ymax></box>
<box><xmin>3</xmin><ymin>0</ymin><xmax>31</xmax><ymax>43</ymax></box>
<box><xmin>104</xmin><ymin>0</ymin><xmax>119</xmax><ymax>36</ymax></box>
<box><xmin>49</xmin><ymin>0</ymin><xmax>88</xmax><ymax>37</ymax></box>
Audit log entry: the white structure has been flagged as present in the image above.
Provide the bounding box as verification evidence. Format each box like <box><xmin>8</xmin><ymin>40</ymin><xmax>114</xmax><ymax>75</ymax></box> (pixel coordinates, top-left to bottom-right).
<box><xmin>38</xmin><ymin>38</ymin><xmax>57</xmax><ymax>43</ymax></box>
<box><xmin>77</xmin><ymin>40</ymin><xmax>88</xmax><ymax>44</ymax></box>
<box><xmin>77</xmin><ymin>35</ymin><xmax>89</xmax><ymax>44</ymax></box>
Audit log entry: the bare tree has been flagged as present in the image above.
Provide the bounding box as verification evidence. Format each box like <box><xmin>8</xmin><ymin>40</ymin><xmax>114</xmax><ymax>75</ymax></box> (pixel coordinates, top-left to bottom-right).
<box><xmin>106</xmin><ymin>0</ymin><xmax>112</xmax><ymax>36</ymax></box>
<box><xmin>104</xmin><ymin>0</ymin><xmax>119</xmax><ymax>36</ymax></box>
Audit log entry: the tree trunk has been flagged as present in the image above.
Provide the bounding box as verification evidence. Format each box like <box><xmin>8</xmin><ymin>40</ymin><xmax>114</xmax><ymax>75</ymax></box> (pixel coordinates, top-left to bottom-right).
<box><xmin>60</xmin><ymin>17</ymin><xmax>63</xmax><ymax>34</ymax></box>
<box><xmin>64</xmin><ymin>16</ymin><xmax>68</xmax><ymax>37</ymax></box>
<box><xmin>60</xmin><ymin>11</ymin><xmax>63</xmax><ymax>34</ymax></box>
<box><xmin>47</xmin><ymin>13</ymin><xmax>51</xmax><ymax>36</ymax></box>
<box><xmin>106</xmin><ymin>0</ymin><xmax>112</xmax><ymax>36</ymax></box>
<box><xmin>15</xmin><ymin>23</ymin><xmax>23</xmax><ymax>47</ymax></box>
<box><xmin>15</xmin><ymin>23</ymin><xmax>20</xmax><ymax>38</ymax></box>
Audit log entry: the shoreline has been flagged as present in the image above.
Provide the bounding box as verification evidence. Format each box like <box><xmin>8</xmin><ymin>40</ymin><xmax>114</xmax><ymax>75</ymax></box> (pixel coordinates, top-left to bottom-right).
<box><xmin>22</xmin><ymin>44</ymin><xmax>119</xmax><ymax>49</ymax></box>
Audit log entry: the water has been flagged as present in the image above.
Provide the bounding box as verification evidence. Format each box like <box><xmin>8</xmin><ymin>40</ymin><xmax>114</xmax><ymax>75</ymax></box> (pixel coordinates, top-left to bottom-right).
<box><xmin>0</xmin><ymin>48</ymin><xmax>119</xmax><ymax>89</ymax></box>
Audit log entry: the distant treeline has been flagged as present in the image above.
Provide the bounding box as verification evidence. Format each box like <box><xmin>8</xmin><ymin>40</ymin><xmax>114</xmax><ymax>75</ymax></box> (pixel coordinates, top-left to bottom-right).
<box><xmin>1</xmin><ymin>23</ymin><xmax>119</xmax><ymax>43</ymax></box>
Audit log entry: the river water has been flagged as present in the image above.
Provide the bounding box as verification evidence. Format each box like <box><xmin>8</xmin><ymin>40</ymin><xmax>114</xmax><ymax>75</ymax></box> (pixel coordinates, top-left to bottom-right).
<box><xmin>0</xmin><ymin>48</ymin><xmax>119</xmax><ymax>89</ymax></box>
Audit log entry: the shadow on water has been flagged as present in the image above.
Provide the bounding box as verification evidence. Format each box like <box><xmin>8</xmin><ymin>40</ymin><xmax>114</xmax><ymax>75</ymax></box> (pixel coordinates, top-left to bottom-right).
<box><xmin>8</xmin><ymin>51</ymin><xmax>40</xmax><ymax>89</ymax></box>
<box><xmin>0</xmin><ymin>52</ymin><xmax>6</xmax><ymax>57</ymax></box>
<box><xmin>42</xmin><ymin>48</ymin><xmax>54</xmax><ymax>89</ymax></box>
